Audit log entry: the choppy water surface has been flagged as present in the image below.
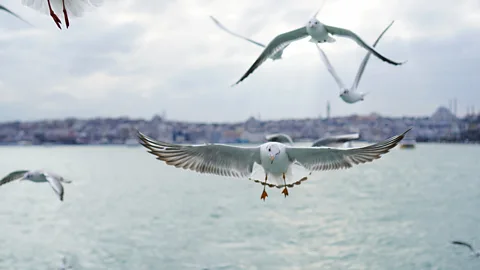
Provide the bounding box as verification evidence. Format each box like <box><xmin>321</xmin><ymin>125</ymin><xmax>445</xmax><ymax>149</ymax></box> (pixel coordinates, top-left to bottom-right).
<box><xmin>0</xmin><ymin>143</ymin><xmax>479</xmax><ymax>269</ymax></box>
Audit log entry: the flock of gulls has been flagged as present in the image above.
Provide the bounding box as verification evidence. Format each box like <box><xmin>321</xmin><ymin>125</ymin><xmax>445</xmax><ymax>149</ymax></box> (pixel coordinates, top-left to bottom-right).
<box><xmin>0</xmin><ymin>0</ymin><xmax>478</xmax><ymax>264</ymax></box>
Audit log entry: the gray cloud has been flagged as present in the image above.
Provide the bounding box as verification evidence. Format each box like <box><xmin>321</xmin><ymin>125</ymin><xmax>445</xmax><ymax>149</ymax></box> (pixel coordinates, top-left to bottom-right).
<box><xmin>0</xmin><ymin>0</ymin><xmax>478</xmax><ymax>122</ymax></box>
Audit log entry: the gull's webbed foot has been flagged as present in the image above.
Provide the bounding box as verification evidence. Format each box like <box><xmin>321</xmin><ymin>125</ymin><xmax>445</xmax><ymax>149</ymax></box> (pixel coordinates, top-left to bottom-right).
<box><xmin>260</xmin><ymin>189</ymin><xmax>268</xmax><ymax>201</ymax></box>
<box><xmin>63</xmin><ymin>9</ymin><xmax>70</xmax><ymax>28</ymax></box>
<box><xmin>281</xmin><ymin>172</ymin><xmax>289</xmax><ymax>197</ymax></box>
<box><xmin>50</xmin><ymin>12</ymin><xmax>62</xmax><ymax>29</ymax></box>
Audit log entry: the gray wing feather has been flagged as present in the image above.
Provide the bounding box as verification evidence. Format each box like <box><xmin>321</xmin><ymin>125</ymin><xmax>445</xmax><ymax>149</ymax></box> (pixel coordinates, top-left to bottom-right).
<box><xmin>233</xmin><ymin>26</ymin><xmax>309</xmax><ymax>85</ymax></box>
<box><xmin>452</xmin><ymin>241</ymin><xmax>475</xmax><ymax>252</ymax></box>
<box><xmin>44</xmin><ymin>174</ymin><xmax>64</xmax><ymax>201</ymax></box>
<box><xmin>352</xmin><ymin>20</ymin><xmax>395</xmax><ymax>89</ymax></box>
<box><xmin>287</xmin><ymin>128</ymin><xmax>411</xmax><ymax>171</ymax></box>
<box><xmin>0</xmin><ymin>5</ymin><xmax>33</xmax><ymax>26</ymax></box>
<box><xmin>324</xmin><ymin>24</ymin><xmax>405</xmax><ymax>66</ymax></box>
<box><xmin>0</xmin><ymin>170</ymin><xmax>28</xmax><ymax>186</ymax></box>
<box><xmin>210</xmin><ymin>16</ymin><xmax>266</xmax><ymax>48</ymax></box>
<box><xmin>137</xmin><ymin>131</ymin><xmax>262</xmax><ymax>178</ymax></box>
<box><xmin>315</xmin><ymin>44</ymin><xmax>346</xmax><ymax>89</ymax></box>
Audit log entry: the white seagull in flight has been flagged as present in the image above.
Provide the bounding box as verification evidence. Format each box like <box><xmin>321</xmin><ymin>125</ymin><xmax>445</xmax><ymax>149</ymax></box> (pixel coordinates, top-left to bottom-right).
<box><xmin>137</xmin><ymin>128</ymin><xmax>411</xmax><ymax>201</ymax></box>
<box><xmin>316</xmin><ymin>20</ymin><xmax>396</xmax><ymax>104</ymax></box>
<box><xmin>210</xmin><ymin>15</ymin><xmax>286</xmax><ymax>61</ymax></box>
<box><xmin>21</xmin><ymin>0</ymin><xmax>103</xmax><ymax>29</ymax></box>
<box><xmin>451</xmin><ymin>241</ymin><xmax>480</xmax><ymax>257</ymax></box>
<box><xmin>0</xmin><ymin>170</ymin><xmax>72</xmax><ymax>201</ymax></box>
<box><xmin>232</xmin><ymin>9</ymin><xmax>406</xmax><ymax>86</ymax></box>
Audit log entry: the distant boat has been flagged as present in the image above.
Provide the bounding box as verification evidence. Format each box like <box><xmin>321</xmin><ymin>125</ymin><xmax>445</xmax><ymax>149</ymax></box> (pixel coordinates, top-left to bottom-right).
<box><xmin>124</xmin><ymin>139</ymin><xmax>139</xmax><ymax>147</ymax></box>
<box><xmin>17</xmin><ymin>140</ymin><xmax>32</xmax><ymax>146</ymax></box>
<box><xmin>399</xmin><ymin>137</ymin><xmax>416</xmax><ymax>149</ymax></box>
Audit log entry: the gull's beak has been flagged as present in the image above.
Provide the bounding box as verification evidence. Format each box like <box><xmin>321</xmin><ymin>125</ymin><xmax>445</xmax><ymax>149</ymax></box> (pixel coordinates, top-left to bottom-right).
<box><xmin>269</xmin><ymin>155</ymin><xmax>275</xmax><ymax>163</ymax></box>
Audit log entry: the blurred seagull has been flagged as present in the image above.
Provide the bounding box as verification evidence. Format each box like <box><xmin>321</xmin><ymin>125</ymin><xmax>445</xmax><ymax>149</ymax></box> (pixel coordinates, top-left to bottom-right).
<box><xmin>311</xmin><ymin>133</ymin><xmax>360</xmax><ymax>147</ymax></box>
<box><xmin>0</xmin><ymin>170</ymin><xmax>72</xmax><ymax>201</ymax></box>
<box><xmin>316</xmin><ymin>20</ymin><xmax>395</xmax><ymax>104</ymax></box>
<box><xmin>137</xmin><ymin>128</ymin><xmax>411</xmax><ymax>201</ymax></box>
<box><xmin>264</xmin><ymin>133</ymin><xmax>294</xmax><ymax>144</ymax></box>
<box><xmin>210</xmin><ymin>15</ymin><xmax>287</xmax><ymax>61</ymax></box>
<box><xmin>21</xmin><ymin>0</ymin><xmax>103</xmax><ymax>29</ymax></box>
<box><xmin>265</xmin><ymin>133</ymin><xmax>359</xmax><ymax>148</ymax></box>
<box><xmin>233</xmin><ymin>8</ymin><xmax>406</xmax><ymax>85</ymax></box>
<box><xmin>451</xmin><ymin>241</ymin><xmax>480</xmax><ymax>257</ymax></box>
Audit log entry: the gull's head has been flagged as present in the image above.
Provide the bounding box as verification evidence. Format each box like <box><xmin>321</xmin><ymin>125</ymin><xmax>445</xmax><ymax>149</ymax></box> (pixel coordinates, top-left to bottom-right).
<box><xmin>307</xmin><ymin>18</ymin><xmax>321</xmax><ymax>29</ymax></box>
<box><xmin>22</xmin><ymin>172</ymin><xmax>33</xmax><ymax>181</ymax></box>
<box><xmin>339</xmin><ymin>89</ymin><xmax>349</xmax><ymax>97</ymax></box>
<box><xmin>266</xmin><ymin>144</ymin><xmax>281</xmax><ymax>163</ymax></box>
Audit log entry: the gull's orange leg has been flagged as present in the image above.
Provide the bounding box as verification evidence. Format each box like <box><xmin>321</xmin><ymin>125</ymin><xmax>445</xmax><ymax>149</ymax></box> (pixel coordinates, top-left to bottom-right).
<box><xmin>281</xmin><ymin>172</ymin><xmax>289</xmax><ymax>197</ymax></box>
<box><xmin>62</xmin><ymin>0</ymin><xmax>70</xmax><ymax>28</ymax></box>
<box><xmin>47</xmin><ymin>0</ymin><xmax>62</xmax><ymax>29</ymax></box>
<box><xmin>260</xmin><ymin>174</ymin><xmax>268</xmax><ymax>201</ymax></box>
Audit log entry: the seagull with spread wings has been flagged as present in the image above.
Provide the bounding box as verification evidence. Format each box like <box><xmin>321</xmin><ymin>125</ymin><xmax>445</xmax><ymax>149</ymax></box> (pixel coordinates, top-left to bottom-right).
<box><xmin>316</xmin><ymin>20</ymin><xmax>396</xmax><ymax>104</ymax></box>
<box><xmin>21</xmin><ymin>0</ymin><xmax>103</xmax><ymax>29</ymax></box>
<box><xmin>451</xmin><ymin>241</ymin><xmax>480</xmax><ymax>257</ymax></box>
<box><xmin>137</xmin><ymin>128</ymin><xmax>411</xmax><ymax>201</ymax></box>
<box><xmin>233</xmin><ymin>9</ymin><xmax>406</xmax><ymax>85</ymax></box>
<box><xmin>0</xmin><ymin>170</ymin><xmax>72</xmax><ymax>201</ymax></box>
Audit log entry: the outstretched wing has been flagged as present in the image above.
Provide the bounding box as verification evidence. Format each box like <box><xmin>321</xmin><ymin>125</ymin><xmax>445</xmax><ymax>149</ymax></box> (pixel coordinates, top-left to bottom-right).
<box><xmin>233</xmin><ymin>26</ymin><xmax>309</xmax><ymax>85</ymax></box>
<box><xmin>315</xmin><ymin>44</ymin><xmax>346</xmax><ymax>89</ymax></box>
<box><xmin>324</xmin><ymin>24</ymin><xmax>405</xmax><ymax>66</ymax></box>
<box><xmin>286</xmin><ymin>128</ymin><xmax>411</xmax><ymax>171</ymax></box>
<box><xmin>0</xmin><ymin>5</ymin><xmax>33</xmax><ymax>26</ymax></box>
<box><xmin>352</xmin><ymin>20</ymin><xmax>395</xmax><ymax>89</ymax></box>
<box><xmin>22</xmin><ymin>0</ymin><xmax>103</xmax><ymax>17</ymax></box>
<box><xmin>137</xmin><ymin>131</ymin><xmax>262</xmax><ymax>178</ymax></box>
<box><xmin>0</xmin><ymin>170</ymin><xmax>28</xmax><ymax>186</ymax></box>
<box><xmin>44</xmin><ymin>173</ymin><xmax>64</xmax><ymax>201</ymax></box>
<box><xmin>210</xmin><ymin>16</ymin><xmax>266</xmax><ymax>48</ymax></box>
<box><xmin>452</xmin><ymin>241</ymin><xmax>475</xmax><ymax>252</ymax></box>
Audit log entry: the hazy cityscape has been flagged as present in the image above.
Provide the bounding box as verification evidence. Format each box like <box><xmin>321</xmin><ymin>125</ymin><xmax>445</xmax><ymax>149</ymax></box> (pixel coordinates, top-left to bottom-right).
<box><xmin>0</xmin><ymin>103</ymin><xmax>479</xmax><ymax>146</ymax></box>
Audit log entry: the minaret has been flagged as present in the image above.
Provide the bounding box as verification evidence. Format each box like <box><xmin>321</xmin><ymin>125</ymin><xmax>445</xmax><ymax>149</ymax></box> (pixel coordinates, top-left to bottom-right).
<box><xmin>453</xmin><ymin>98</ymin><xmax>457</xmax><ymax>117</ymax></box>
<box><xmin>326</xmin><ymin>100</ymin><xmax>331</xmax><ymax>120</ymax></box>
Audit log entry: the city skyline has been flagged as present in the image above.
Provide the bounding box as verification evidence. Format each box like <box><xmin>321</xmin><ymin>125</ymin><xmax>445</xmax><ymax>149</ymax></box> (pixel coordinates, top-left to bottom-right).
<box><xmin>0</xmin><ymin>101</ymin><xmax>474</xmax><ymax>124</ymax></box>
<box><xmin>0</xmin><ymin>0</ymin><xmax>479</xmax><ymax>122</ymax></box>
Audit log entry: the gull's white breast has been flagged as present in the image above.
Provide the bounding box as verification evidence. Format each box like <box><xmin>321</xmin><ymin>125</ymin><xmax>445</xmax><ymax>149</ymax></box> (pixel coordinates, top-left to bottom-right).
<box><xmin>260</xmin><ymin>147</ymin><xmax>291</xmax><ymax>175</ymax></box>
<box><xmin>341</xmin><ymin>92</ymin><xmax>364</xmax><ymax>103</ymax></box>
<box><xmin>306</xmin><ymin>23</ymin><xmax>329</xmax><ymax>42</ymax></box>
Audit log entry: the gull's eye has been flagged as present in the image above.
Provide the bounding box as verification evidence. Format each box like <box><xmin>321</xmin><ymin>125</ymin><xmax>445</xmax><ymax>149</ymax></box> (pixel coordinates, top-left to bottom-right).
<box><xmin>315</xmin><ymin>22</ymin><xmax>318</xmax><ymax>24</ymax></box>
<box><xmin>268</xmin><ymin>148</ymin><xmax>271</xmax><ymax>152</ymax></box>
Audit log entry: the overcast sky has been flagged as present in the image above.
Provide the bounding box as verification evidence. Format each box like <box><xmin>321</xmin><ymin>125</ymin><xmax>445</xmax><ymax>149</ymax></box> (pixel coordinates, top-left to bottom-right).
<box><xmin>0</xmin><ymin>0</ymin><xmax>478</xmax><ymax>123</ymax></box>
